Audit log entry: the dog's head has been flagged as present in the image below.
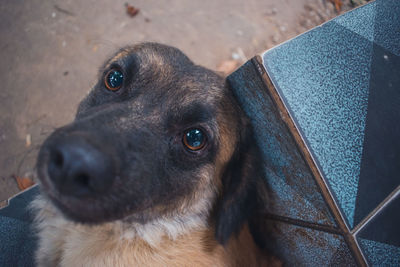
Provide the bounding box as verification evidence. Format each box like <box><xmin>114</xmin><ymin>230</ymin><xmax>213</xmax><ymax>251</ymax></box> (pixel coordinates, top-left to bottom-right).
<box><xmin>37</xmin><ymin>43</ymin><xmax>262</xmax><ymax>244</ymax></box>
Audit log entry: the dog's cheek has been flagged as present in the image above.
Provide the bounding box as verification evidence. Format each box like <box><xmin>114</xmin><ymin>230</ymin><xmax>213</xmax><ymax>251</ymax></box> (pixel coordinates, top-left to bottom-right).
<box><xmin>168</xmin><ymin>139</ymin><xmax>218</xmax><ymax>170</ymax></box>
<box><xmin>159</xmin><ymin>164</ymin><xmax>218</xmax><ymax>218</ymax></box>
<box><xmin>160</xmin><ymin>148</ymin><xmax>217</xmax><ymax>198</ymax></box>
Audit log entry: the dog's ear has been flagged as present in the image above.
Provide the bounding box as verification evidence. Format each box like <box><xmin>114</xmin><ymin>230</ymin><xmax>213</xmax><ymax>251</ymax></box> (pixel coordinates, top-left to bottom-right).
<box><xmin>215</xmin><ymin>119</ymin><xmax>263</xmax><ymax>245</ymax></box>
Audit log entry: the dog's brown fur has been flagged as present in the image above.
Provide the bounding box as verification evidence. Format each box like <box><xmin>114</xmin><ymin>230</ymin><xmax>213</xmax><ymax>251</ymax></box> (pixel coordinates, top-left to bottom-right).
<box><xmin>33</xmin><ymin>43</ymin><xmax>279</xmax><ymax>266</ymax></box>
<box><xmin>33</xmin><ymin>195</ymin><xmax>274</xmax><ymax>266</ymax></box>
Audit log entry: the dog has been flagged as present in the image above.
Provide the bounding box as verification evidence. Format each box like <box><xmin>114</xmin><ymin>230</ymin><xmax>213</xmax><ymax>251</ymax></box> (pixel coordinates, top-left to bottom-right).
<box><xmin>33</xmin><ymin>43</ymin><xmax>278</xmax><ymax>266</ymax></box>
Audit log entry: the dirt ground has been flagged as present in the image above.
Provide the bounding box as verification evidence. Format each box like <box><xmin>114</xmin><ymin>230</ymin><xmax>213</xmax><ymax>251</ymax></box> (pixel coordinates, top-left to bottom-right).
<box><xmin>0</xmin><ymin>0</ymin><xmax>363</xmax><ymax>203</ymax></box>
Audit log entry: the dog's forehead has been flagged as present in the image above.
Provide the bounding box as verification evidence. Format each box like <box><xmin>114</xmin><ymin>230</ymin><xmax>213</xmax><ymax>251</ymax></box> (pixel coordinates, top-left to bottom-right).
<box><xmin>82</xmin><ymin>43</ymin><xmax>235</xmax><ymax>130</ymax></box>
<box><xmin>105</xmin><ymin>44</ymin><xmax>225</xmax><ymax>104</ymax></box>
<box><xmin>105</xmin><ymin>43</ymin><xmax>191</xmax><ymax>75</ymax></box>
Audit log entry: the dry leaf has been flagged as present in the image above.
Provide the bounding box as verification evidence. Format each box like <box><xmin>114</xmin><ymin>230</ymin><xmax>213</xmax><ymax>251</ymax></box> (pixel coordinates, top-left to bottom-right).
<box><xmin>13</xmin><ymin>175</ymin><xmax>35</xmax><ymax>190</ymax></box>
<box><xmin>329</xmin><ymin>0</ymin><xmax>343</xmax><ymax>12</ymax></box>
<box><xmin>216</xmin><ymin>60</ymin><xmax>239</xmax><ymax>76</ymax></box>
<box><xmin>125</xmin><ymin>3</ymin><xmax>139</xmax><ymax>17</ymax></box>
<box><xmin>25</xmin><ymin>134</ymin><xmax>31</xmax><ymax>147</ymax></box>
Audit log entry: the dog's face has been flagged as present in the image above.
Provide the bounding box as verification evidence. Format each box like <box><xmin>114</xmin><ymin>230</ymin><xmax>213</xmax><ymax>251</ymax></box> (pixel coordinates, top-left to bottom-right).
<box><xmin>37</xmin><ymin>43</ymin><xmax>261</xmax><ymax>244</ymax></box>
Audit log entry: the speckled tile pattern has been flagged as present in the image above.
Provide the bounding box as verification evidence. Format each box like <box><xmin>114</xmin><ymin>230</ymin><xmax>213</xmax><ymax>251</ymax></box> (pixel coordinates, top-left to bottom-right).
<box><xmin>228</xmin><ymin>61</ymin><xmax>336</xmax><ymax>226</ymax></box>
<box><xmin>373</xmin><ymin>0</ymin><xmax>400</xmax><ymax>56</ymax></box>
<box><xmin>354</xmin><ymin>43</ymin><xmax>400</xmax><ymax>227</ymax></box>
<box><xmin>258</xmin><ymin>0</ymin><xmax>400</xmax><ymax>264</ymax></box>
<box><xmin>263</xmin><ymin>220</ymin><xmax>356</xmax><ymax>266</ymax></box>
<box><xmin>0</xmin><ymin>217</ymin><xmax>36</xmax><ymax>267</ymax></box>
<box><xmin>335</xmin><ymin>1</ymin><xmax>376</xmax><ymax>42</ymax></box>
<box><xmin>329</xmin><ymin>0</ymin><xmax>400</xmax><ymax>57</ymax></box>
<box><xmin>358</xmin><ymin>239</ymin><xmax>400</xmax><ymax>267</ymax></box>
<box><xmin>264</xmin><ymin>21</ymin><xmax>372</xmax><ymax>229</ymax></box>
<box><xmin>357</xmin><ymin>192</ymin><xmax>400</xmax><ymax>248</ymax></box>
<box><xmin>0</xmin><ymin>185</ymin><xmax>39</xmax><ymax>222</ymax></box>
<box><xmin>263</xmin><ymin>0</ymin><xmax>400</xmax><ymax>231</ymax></box>
<box><xmin>0</xmin><ymin>186</ymin><xmax>38</xmax><ymax>267</ymax></box>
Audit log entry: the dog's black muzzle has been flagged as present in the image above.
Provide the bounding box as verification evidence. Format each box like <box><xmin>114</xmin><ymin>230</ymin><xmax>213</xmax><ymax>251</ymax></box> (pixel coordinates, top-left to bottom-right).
<box><xmin>38</xmin><ymin>128</ymin><xmax>119</xmax><ymax>199</ymax></box>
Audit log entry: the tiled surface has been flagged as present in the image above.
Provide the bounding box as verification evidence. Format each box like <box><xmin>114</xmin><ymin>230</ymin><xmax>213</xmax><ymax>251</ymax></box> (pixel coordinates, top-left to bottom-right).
<box><xmin>354</xmin><ymin>43</ymin><xmax>400</xmax><ymax>227</ymax></box>
<box><xmin>372</xmin><ymin>0</ymin><xmax>400</xmax><ymax>57</ymax></box>
<box><xmin>334</xmin><ymin>0</ymin><xmax>400</xmax><ymax>56</ymax></box>
<box><xmin>263</xmin><ymin>0</ymin><xmax>400</xmax><ymax>231</ymax></box>
<box><xmin>357</xmin><ymin>192</ymin><xmax>400</xmax><ymax>248</ymax></box>
<box><xmin>334</xmin><ymin>1</ymin><xmax>376</xmax><ymax>42</ymax></box>
<box><xmin>0</xmin><ymin>186</ymin><xmax>38</xmax><ymax>267</ymax></box>
<box><xmin>262</xmin><ymin>220</ymin><xmax>356</xmax><ymax>266</ymax></box>
<box><xmin>0</xmin><ymin>185</ymin><xmax>39</xmax><ymax>222</ymax></box>
<box><xmin>358</xmin><ymin>239</ymin><xmax>400</xmax><ymax>267</ymax></box>
<box><xmin>228</xmin><ymin>61</ymin><xmax>336</xmax><ymax>227</ymax></box>
<box><xmin>228</xmin><ymin>0</ymin><xmax>400</xmax><ymax>265</ymax></box>
<box><xmin>356</xmin><ymin>193</ymin><xmax>400</xmax><ymax>264</ymax></box>
<box><xmin>333</xmin><ymin>0</ymin><xmax>400</xmax><ymax>57</ymax></box>
<box><xmin>263</xmin><ymin>12</ymin><xmax>372</xmax><ymax>230</ymax></box>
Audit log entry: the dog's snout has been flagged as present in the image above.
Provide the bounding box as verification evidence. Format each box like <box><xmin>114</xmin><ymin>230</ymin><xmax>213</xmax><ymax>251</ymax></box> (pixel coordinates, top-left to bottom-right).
<box><xmin>46</xmin><ymin>136</ymin><xmax>116</xmax><ymax>197</ymax></box>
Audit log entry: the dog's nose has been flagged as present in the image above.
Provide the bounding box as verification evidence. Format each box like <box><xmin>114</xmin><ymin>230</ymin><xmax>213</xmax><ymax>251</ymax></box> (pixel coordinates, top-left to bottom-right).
<box><xmin>47</xmin><ymin>136</ymin><xmax>116</xmax><ymax>197</ymax></box>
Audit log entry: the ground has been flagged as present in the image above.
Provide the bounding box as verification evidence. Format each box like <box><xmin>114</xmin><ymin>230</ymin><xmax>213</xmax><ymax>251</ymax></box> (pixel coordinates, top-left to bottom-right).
<box><xmin>0</xmin><ymin>0</ymin><xmax>364</xmax><ymax>204</ymax></box>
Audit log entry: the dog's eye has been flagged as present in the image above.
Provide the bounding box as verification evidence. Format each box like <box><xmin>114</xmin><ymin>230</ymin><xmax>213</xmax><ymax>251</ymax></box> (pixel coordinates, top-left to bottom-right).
<box><xmin>105</xmin><ymin>69</ymin><xmax>124</xmax><ymax>91</ymax></box>
<box><xmin>183</xmin><ymin>128</ymin><xmax>206</xmax><ymax>151</ymax></box>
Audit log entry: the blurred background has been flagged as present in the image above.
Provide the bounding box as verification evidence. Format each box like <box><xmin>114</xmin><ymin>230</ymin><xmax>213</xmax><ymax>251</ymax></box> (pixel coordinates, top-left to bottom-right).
<box><xmin>0</xmin><ymin>0</ymin><xmax>368</xmax><ymax>204</ymax></box>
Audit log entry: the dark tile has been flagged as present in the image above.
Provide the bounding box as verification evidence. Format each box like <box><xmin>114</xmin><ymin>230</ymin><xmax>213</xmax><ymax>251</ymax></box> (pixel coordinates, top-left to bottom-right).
<box><xmin>374</xmin><ymin>0</ymin><xmax>400</xmax><ymax>56</ymax></box>
<box><xmin>354</xmin><ymin>44</ymin><xmax>400</xmax><ymax>226</ymax></box>
<box><xmin>0</xmin><ymin>186</ymin><xmax>39</xmax><ymax>267</ymax></box>
<box><xmin>356</xmin><ymin>192</ymin><xmax>400</xmax><ymax>265</ymax></box>
<box><xmin>0</xmin><ymin>185</ymin><xmax>39</xmax><ymax>222</ymax></box>
<box><xmin>228</xmin><ymin>61</ymin><xmax>336</xmax><ymax>226</ymax></box>
<box><xmin>261</xmin><ymin>219</ymin><xmax>356</xmax><ymax>266</ymax></box>
<box><xmin>329</xmin><ymin>242</ymin><xmax>358</xmax><ymax>267</ymax></box>
<box><xmin>0</xmin><ymin>217</ymin><xmax>36</xmax><ymax>267</ymax></box>
<box><xmin>357</xmin><ymin>192</ymin><xmax>400</xmax><ymax>247</ymax></box>
<box><xmin>358</xmin><ymin>238</ymin><xmax>400</xmax><ymax>267</ymax></box>
<box><xmin>335</xmin><ymin>0</ymin><xmax>400</xmax><ymax>57</ymax></box>
<box><xmin>335</xmin><ymin>0</ymin><xmax>376</xmax><ymax>42</ymax></box>
<box><xmin>263</xmin><ymin>21</ymin><xmax>373</xmax><ymax>228</ymax></box>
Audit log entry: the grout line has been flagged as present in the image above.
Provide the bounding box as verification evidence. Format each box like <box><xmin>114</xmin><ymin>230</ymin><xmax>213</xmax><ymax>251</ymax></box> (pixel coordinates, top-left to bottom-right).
<box><xmin>343</xmin><ymin>232</ymin><xmax>369</xmax><ymax>267</ymax></box>
<box><xmin>255</xmin><ymin>55</ymin><xmax>350</xmax><ymax>232</ymax></box>
<box><xmin>353</xmin><ymin>235</ymin><xmax>370</xmax><ymax>267</ymax></box>
<box><xmin>252</xmin><ymin>56</ymin><xmax>367</xmax><ymax>267</ymax></box>
<box><xmin>352</xmin><ymin>186</ymin><xmax>400</xmax><ymax>236</ymax></box>
<box><xmin>251</xmin><ymin>56</ymin><xmax>350</xmax><ymax>234</ymax></box>
<box><xmin>262</xmin><ymin>213</ymin><xmax>341</xmax><ymax>235</ymax></box>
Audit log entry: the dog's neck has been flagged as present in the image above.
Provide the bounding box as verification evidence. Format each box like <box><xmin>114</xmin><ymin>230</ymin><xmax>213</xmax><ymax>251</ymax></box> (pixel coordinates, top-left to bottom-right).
<box><xmin>32</xmin><ymin>195</ymin><xmax>275</xmax><ymax>266</ymax></box>
<box><xmin>32</xmin><ymin>195</ymin><xmax>222</xmax><ymax>266</ymax></box>
<box><xmin>119</xmin><ymin>211</ymin><xmax>209</xmax><ymax>247</ymax></box>
<box><xmin>32</xmin><ymin>194</ymin><xmax>210</xmax><ymax>247</ymax></box>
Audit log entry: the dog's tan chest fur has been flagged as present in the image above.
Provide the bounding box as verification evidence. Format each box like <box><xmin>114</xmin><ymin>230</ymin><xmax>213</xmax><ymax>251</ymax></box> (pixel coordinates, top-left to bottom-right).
<box><xmin>33</xmin><ymin>197</ymin><xmax>271</xmax><ymax>267</ymax></box>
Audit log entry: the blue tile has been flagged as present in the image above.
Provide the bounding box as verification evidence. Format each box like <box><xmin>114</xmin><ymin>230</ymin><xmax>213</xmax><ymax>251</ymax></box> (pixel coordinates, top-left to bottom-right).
<box><xmin>262</xmin><ymin>220</ymin><xmax>356</xmax><ymax>266</ymax></box>
<box><xmin>228</xmin><ymin>61</ymin><xmax>336</xmax><ymax>226</ymax></box>
<box><xmin>0</xmin><ymin>187</ymin><xmax>39</xmax><ymax>267</ymax></box>
<box><xmin>0</xmin><ymin>217</ymin><xmax>36</xmax><ymax>267</ymax></box>
<box><xmin>335</xmin><ymin>0</ymin><xmax>376</xmax><ymax>42</ymax></box>
<box><xmin>358</xmin><ymin>238</ymin><xmax>400</xmax><ymax>267</ymax></box>
<box><xmin>263</xmin><ymin>22</ymin><xmax>373</xmax><ymax>228</ymax></box>
<box><xmin>354</xmin><ymin>44</ymin><xmax>400</xmax><ymax>226</ymax></box>
<box><xmin>0</xmin><ymin>185</ymin><xmax>39</xmax><ymax>222</ymax></box>
<box><xmin>356</xmin><ymin>192</ymin><xmax>400</xmax><ymax>266</ymax></box>
<box><xmin>357</xmin><ymin>192</ymin><xmax>400</xmax><ymax>247</ymax></box>
<box><xmin>374</xmin><ymin>0</ymin><xmax>400</xmax><ymax>56</ymax></box>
